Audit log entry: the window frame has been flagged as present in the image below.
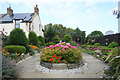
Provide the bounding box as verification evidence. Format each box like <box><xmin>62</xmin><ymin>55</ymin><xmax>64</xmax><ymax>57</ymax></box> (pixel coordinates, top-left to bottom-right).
<box><xmin>15</xmin><ymin>20</ymin><xmax>20</xmax><ymax>28</ymax></box>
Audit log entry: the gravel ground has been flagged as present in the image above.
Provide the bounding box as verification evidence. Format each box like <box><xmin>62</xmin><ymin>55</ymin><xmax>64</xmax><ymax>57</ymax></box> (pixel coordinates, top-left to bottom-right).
<box><xmin>15</xmin><ymin>52</ymin><xmax>108</xmax><ymax>78</ymax></box>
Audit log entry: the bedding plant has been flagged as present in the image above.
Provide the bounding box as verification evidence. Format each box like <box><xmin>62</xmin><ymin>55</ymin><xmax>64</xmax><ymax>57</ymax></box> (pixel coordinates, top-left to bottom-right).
<box><xmin>40</xmin><ymin>42</ymin><xmax>82</xmax><ymax>64</ymax></box>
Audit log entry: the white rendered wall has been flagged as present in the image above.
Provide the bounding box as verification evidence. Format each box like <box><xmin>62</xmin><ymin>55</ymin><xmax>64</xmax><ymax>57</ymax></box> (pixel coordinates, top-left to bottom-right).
<box><xmin>32</xmin><ymin>15</ymin><xmax>44</xmax><ymax>37</ymax></box>
<box><xmin>0</xmin><ymin>23</ymin><xmax>15</xmax><ymax>36</ymax></box>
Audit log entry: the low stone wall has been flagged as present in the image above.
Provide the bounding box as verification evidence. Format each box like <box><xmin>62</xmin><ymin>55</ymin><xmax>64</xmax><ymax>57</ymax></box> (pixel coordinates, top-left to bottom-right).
<box><xmin>40</xmin><ymin>61</ymin><xmax>52</xmax><ymax>69</ymax></box>
<box><xmin>40</xmin><ymin>58</ymin><xmax>85</xmax><ymax>69</ymax></box>
<box><xmin>67</xmin><ymin>58</ymin><xmax>85</xmax><ymax>69</ymax></box>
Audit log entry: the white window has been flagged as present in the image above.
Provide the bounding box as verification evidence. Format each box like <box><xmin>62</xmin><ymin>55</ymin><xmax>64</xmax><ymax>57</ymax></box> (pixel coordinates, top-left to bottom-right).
<box><xmin>15</xmin><ymin>20</ymin><xmax>20</xmax><ymax>28</ymax></box>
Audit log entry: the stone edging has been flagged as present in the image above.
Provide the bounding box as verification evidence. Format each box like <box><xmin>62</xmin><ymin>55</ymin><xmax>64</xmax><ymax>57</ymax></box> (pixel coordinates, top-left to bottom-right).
<box><xmin>40</xmin><ymin>58</ymin><xmax>85</xmax><ymax>69</ymax></box>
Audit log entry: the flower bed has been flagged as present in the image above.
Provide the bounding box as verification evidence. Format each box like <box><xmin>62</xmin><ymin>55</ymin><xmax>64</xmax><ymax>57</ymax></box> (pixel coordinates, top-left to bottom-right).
<box><xmin>40</xmin><ymin>42</ymin><xmax>83</xmax><ymax>69</ymax></box>
<box><xmin>81</xmin><ymin>45</ymin><xmax>113</xmax><ymax>61</ymax></box>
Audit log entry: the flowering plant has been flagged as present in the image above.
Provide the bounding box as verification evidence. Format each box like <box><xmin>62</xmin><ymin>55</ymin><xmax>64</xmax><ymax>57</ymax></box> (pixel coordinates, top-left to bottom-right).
<box><xmin>49</xmin><ymin>55</ymin><xmax>61</xmax><ymax>63</ymax></box>
<box><xmin>40</xmin><ymin>42</ymin><xmax>82</xmax><ymax>63</ymax></box>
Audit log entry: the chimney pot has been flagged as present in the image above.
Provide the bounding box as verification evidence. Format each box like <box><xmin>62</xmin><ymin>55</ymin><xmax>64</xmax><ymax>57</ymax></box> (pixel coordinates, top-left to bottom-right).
<box><xmin>7</xmin><ymin>7</ymin><xmax>13</xmax><ymax>15</ymax></box>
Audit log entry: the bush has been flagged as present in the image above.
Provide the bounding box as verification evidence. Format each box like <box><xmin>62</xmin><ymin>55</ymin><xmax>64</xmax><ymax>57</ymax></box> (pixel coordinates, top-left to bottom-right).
<box><xmin>45</xmin><ymin>42</ymin><xmax>55</xmax><ymax>46</ymax></box>
<box><xmin>52</xmin><ymin>35</ymin><xmax>60</xmax><ymax>44</ymax></box>
<box><xmin>4</xmin><ymin>45</ymin><xmax>26</xmax><ymax>53</ymax></box>
<box><xmin>81</xmin><ymin>45</ymin><xmax>86</xmax><ymax>48</ymax></box>
<box><xmin>9</xmin><ymin>28</ymin><xmax>28</xmax><ymax>46</ymax></box>
<box><xmin>2</xmin><ymin>56</ymin><xmax>16</xmax><ymax>78</ymax></box>
<box><xmin>41</xmin><ymin>42</ymin><xmax>82</xmax><ymax>64</ymax></box>
<box><xmin>63</xmin><ymin>35</ymin><xmax>72</xmax><ymax>42</ymax></box>
<box><xmin>38</xmin><ymin>36</ymin><xmax>45</xmax><ymax>46</ymax></box>
<box><xmin>108</xmin><ymin>42</ymin><xmax>119</xmax><ymax>48</ymax></box>
<box><xmin>29</xmin><ymin>31</ymin><xmax>39</xmax><ymax>45</ymax></box>
<box><xmin>69</xmin><ymin>41</ymin><xmax>77</xmax><ymax>46</ymax></box>
<box><xmin>94</xmin><ymin>43</ymin><xmax>101</xmax><ymax>46</ymax></box>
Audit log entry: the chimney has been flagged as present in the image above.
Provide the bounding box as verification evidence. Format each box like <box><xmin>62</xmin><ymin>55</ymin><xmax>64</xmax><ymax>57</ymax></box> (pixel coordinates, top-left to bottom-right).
<box><xmin>7</xmin><ymin>7</ymin><xmax>13</xmax><ymax>15</ymax></box>
<box><xmin>34</xmin><ymin>5</ymin><xmax>39</xmax><ymax>15</ymax></box>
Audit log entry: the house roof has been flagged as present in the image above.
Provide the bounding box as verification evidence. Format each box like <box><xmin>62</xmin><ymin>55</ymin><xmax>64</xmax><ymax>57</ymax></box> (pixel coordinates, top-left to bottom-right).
<box><xmin>0</xmin><ymin>13</ymin><xmax>34</xmax><ymax>23</ymax></box>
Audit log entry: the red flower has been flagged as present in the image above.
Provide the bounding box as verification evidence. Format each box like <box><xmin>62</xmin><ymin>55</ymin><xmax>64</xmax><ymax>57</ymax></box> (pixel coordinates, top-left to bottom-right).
<box><xmin>49</xmin><ymin>58</ymin><xmax>54</xmax><ymax>62</ymax></box>
<box><xmin>56</xmin><ymin>56</ymin><xmax>60</xmax><ymax>60</ymax></box>
<box><xmin>52</xmin><ymin>55</ymin><xmax>57</xmax><ymax>58</ymax></box>
<box><xmin>58</xmin><ymin>60</ymin><xmax>61</xmax><ymax>63</ymax></box>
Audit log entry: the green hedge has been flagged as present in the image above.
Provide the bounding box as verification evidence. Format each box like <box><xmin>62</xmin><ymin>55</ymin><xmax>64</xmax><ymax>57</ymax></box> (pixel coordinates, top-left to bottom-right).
<box><xmin>94</xmin><ymin>43</ymin><xmax>101</xmax><ymax>46</ymax></box>
<box><xmin>5</xmin><ymin>45</ymin><xmax>26</xmax><ymax>53</ymax></box>
<box><xmin>69</xmin><ymin>41</ymin><xmax>77</xmax><ymax>46</ymax></box>
<box><xmin>9</xmin><ymin>28</ymin><xmax>28</xmax><ymax>46</ymax></box>
<box><xmin>63</xmin><ymin>35</ymin><xmax>72</xmax><ymax>42</ymax></box>
<box><xmin>108</xmin><ymin>42</ymin><xmax>119</xmax><ymax>48</ymax></box>
<box><xmin>29</xmin><ymin>31</ymin><xmax>39</xmax><ymax>45</ymax></box>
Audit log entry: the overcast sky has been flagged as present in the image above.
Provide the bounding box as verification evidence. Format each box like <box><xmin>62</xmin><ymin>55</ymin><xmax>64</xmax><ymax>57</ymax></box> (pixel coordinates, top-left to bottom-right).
<box><xmin>0</xmin><ymin>0</ymin><xmax>119</xmax><ymax>36</ymax></box>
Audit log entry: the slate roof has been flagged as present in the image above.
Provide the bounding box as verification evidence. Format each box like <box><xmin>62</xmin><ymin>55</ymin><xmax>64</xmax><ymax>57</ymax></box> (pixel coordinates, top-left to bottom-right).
<box><xmin>0</xmin><ymin>13</ymin><xmax>34</xmax><ymax>23</ymax></box>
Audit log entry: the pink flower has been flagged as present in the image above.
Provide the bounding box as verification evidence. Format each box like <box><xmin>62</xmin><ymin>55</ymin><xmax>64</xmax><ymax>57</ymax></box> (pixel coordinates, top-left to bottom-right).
<box><xmin>55</xmin><ymin>44</ymin><xmax>59</xmax><ymax>47</ymax></box>
<box><xmin>49</xmin><ymin>45</ymin><xmax>54</xmax><ymax>48</ymax></box>
<box><xmin>77</xmin><ymin>44</ymin><xmax>79</xmax><ymax>46</ymax></box>
<box><xmin>66</xmin><ymin>43</ymin><xmax>70</xmax><ymax>45</ymax></box>
<box><xmin>57</xmin><ymin>48</ymin><xmax>59</xmax><ymax>50</ymax></box>
<box><xmin>62</xmin><ymin>48</ymin><xmax>65</xmax><ymax>51</ymax></box>
<box><xmin>46</xmin><ymin>47</ymin><xmax>49</xmax><ymax>49</ymax></box>
<box><xmin>62</xmin><ymin>42</ymin><xmax>65</xmax><ymax>43</ymax></box>
<box><xmin>72</xmin><ymin>46</ymin><xmax>76</xmax><ymax>48</ymax></box>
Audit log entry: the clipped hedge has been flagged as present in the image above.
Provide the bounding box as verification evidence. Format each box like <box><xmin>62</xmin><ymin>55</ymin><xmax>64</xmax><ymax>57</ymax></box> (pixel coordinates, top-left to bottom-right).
<box><xmin>94</xmin><ymin>43</ymin><xmax>101</xmax><ymax>46</ymax></box>
<box><xmin>29</xmin><ymin>31</ymin><xmax>39</xmax><ymax>45</ymax></box>
<box><xmin>9</xmin><ymin>28</ymin><xmax>28</xmax><ymax>46</ymax></box>
<box><xmin>63</xmin><ymin>35</ymin><xmax>72</xmax><ymax>42</ymax></box>
<box><xmin>108</xmin><ymin>42</ymin><xmax>119</xmax><ymax>48</ymax></box>
<box><xmin>4</xmin><ymin>45</ymin><xmax>26</xmax><ymax>53</ymax></box>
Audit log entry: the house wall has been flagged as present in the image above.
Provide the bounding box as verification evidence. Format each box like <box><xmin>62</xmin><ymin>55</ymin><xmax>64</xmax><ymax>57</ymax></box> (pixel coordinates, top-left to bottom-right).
<box><xmin>32</xmin><ymin>15</ymin><xmax>44</xmax><ymax>37</ymax></box>
<box><xmin>0</xmin><ymin>23</ymin><xmax>15</xmax><ymax>36</ymax></box>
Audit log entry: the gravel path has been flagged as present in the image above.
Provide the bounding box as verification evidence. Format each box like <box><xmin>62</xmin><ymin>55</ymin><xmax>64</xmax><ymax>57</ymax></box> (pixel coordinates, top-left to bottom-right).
<box><xmin>15</xmin><ymin>53</ymin><xmax>107</xmax><ymax>78</ymax></box>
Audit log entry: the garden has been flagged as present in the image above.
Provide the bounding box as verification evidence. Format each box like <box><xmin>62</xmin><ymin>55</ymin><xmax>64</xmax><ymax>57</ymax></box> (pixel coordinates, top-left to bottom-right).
<box><xmin>1</xmin><ymin>23</ymin><xmax>120</xmax><ymax>79</ymax></box>
<box><xmin>81</xmin><ymin>41</ymin><xmax>120</xmax><ymax>79</ymax></box>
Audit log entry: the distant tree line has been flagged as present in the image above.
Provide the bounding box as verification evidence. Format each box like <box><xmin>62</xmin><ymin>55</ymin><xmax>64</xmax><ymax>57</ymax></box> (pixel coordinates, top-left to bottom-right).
<box><xmin>44</xmin><ymin>23</ymin><xmax>86</xmax><ymax>44</ymax></box>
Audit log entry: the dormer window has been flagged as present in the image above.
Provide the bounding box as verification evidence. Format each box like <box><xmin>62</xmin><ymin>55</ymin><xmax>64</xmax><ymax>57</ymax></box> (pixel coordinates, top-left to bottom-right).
<box><xmin>15</xmin><ymin>20</ymin><xmax>20</xmax><ymax>28</ymax></box>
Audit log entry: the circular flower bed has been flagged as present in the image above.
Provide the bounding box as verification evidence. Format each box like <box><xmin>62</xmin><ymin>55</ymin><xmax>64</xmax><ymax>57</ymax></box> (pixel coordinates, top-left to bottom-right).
<box><xmin>40</xmin><ymin>42</ymin><xmax>83</xmax><ymax>69</ymax></box>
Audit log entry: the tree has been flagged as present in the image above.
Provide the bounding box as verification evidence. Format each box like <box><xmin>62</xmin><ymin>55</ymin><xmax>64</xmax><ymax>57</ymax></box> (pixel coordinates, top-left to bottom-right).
<box><xmin>9</xmin><ymin>28</ymin><xmax>28</xmax><ymax>46</ymax></box>
<box><xmin>52</xmin><ymin>35</ymin><xmax>60</xmax><ymax>43</ymax></box>
<box><xmin>87</xmin><ymin>30</ymin><xmax>103</xmax><ymax>38</ymax></box>
<box><xmin>63</xmin><ymin>35</ymin><xmax>72</xmax><ymax>42</ymax></box>
<box><xmin>38</xmin><ymin>36</ymin><xmax>45</xmax><ymax>46</ymax></box>
<box><xmin>29</xmin><ymin>31</ymin><xmax>39</xmax><ymax>45</ymax></box>
<box><xmin>44</xmin><ymin>23</ymin><xmax>57</xmax><ymax>42</ymax></box>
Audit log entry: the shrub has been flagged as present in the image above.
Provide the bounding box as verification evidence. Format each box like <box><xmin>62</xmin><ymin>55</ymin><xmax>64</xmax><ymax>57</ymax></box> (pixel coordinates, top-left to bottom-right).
<box><xmin>4</xmin><ymin>45</ymin><xmax>26</xmax><ymax>53</ymax></box>
<box><xmin>2</xmin><ymin>56</ymin><xmax>16</xmax><ymax>78</ymax></box>
<box><xmin>52</xmin><ymin>35</ymin><xmax>60</xmax><ymax>44</ymax></box>
<box><xmin>29</xmin><ymin>31</ymin><xmax>39</xmax><ymax>45</ymax></box>
<box><xmin>108</xmin><ymin>42</ymin><xmax>119</xmax><ymax>48</ymax></box>
<box><xmin>45</xmin><ymin>42</ymin><xmax>55</xmax><ymax>46</ymax></box>
<box><xmin>81</xmin><ymin>45</ymin><xmax>86</xmax><ymax>48</ymax></box>
<box><xmin>63</xmin><ymin>35</ymin><xmax>72</xmax><ymax>42</ymax></box>
<box><xmin>38</xmin><ymin>36</ymin><xmax>45</xmax><ymax>46</ymax></box>
<box><xmin>94</xmin><ymin>43</ymin><xmax>101</xmax><ymax>46</ymax></box>
<box><xmin>69</xmin><ymin>41</ymin><xmax>77</xmax><ymax>46</ymax></box>
<box><xmin>9</xmin><ymin>28</ymin><xmax>28</xmax><ymax>46</ymax></box>
<box><xmin>41</xmin><ymin>42</ymin><xmax>82</xmax><ymax>64</ymax></box>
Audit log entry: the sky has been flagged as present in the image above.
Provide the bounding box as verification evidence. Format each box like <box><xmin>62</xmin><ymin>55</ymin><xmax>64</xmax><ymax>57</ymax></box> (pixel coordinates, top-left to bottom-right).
<box><xmin>0</xmin><ymin>0</ymin><xmax>119</xmax><ymax>36</ymax></box>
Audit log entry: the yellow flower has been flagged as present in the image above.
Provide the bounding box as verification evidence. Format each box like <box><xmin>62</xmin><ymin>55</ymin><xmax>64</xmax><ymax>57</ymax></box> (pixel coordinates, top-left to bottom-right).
<box><xmin>102</xmin><ymin>57</ymin><xmax>104</xmax><ymax>59</ymax></box>
<box><xmin>15</xmin><ymin>52</ymin><xmax>17</xmax><ymax>55</ymax></box>
<box><xmin>4</xmin><ymin>54</ymin><xmax>6</xmax><ymax>55</ymax></box>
